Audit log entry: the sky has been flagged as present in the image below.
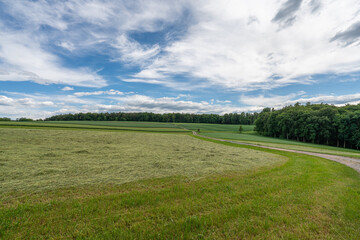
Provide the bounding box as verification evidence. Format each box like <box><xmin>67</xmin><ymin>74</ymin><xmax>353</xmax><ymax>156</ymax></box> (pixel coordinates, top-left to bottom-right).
<box><xmin>1</xmin><ymin>0</ymin><xmax>360</xmax><ymax>119</ymax></box>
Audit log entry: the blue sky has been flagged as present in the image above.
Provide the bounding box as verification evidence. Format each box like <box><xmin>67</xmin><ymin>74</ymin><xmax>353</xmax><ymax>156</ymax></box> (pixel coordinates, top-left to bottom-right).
<box><xmin>1</xmin><ymin>0</ymin><xmax>360</xmax><ymax>119</ymax></box>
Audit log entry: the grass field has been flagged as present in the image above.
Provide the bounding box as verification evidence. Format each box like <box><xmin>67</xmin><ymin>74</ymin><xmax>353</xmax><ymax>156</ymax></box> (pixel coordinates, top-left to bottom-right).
<box><xmin>175</xmin><ymin>122</ymin><xmax>254</xmax><ymax>132</ymax></box>
<box><xmin>201</xmin><ymin>131</ymin><xmax>360</xmax><ymax>159</ymax></box>
<box><xmin>1</xmin><ymin>122</ymin><xmax>360</xmax><ymax>239</ymax></box>
<box><xmin>46</xmin><ymin>121</ymin><xmax>183</xmax><ymax>129</ymax></box>
<box><xmin>2</xmin><ymin>120</ymin><xmax>359</xmax><ymax>157</ymax></box>
<box><xmin>0</xmin><ymin>121</ymin><xmax>188</xmax><ymax>133</ymax></box>
<box><xmin>0</xmin><ymin>128</ymin><xmax>282</xmax><ymax>194</ymax></box>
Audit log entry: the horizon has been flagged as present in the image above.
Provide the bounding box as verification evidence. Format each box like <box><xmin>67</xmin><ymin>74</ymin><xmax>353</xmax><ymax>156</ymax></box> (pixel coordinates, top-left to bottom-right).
<box><xmin>1</xmin><ymin>0</ymin><xmax>360</xmax><ymax>119</ymax></box>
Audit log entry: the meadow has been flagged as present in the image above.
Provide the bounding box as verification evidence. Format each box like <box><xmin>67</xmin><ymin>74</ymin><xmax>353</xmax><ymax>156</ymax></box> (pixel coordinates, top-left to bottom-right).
<box><xmin>0</xmin><ymin>128</ymin><xmax>282</xmax><ymax>194</ymax></box>
<box><xmin>1</xmin><ymin>122</ymin><xmax>360</xmax><ymax>239</ymax></box>
<box><xmin>0</xmin><ymin>121</ymin><xmax>187</xmax><ymax>133</ymax></box>
<box><xmin>199</xmin><ymin>128</ymin><xmax>360</xmax><ymax>159</ymax></box>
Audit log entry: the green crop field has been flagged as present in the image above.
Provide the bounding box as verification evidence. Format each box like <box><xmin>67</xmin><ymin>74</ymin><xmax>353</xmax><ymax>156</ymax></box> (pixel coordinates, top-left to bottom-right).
<box><xmin>175</xmin><ymin>122</ymin><xmax>254</xmax><ymax>132</ymax></box>
<box><xmin>1</xmin><ymin>123</ymin><xmax>360</xmax><ymax>239</ymax></box>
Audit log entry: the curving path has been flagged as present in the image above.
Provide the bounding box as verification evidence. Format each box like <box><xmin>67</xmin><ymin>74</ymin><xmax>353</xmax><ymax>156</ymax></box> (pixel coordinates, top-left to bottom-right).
<box><xmin>192</xmin><ymin>131</ymin><xmax>360</xmax><ymax>173</ymax></box>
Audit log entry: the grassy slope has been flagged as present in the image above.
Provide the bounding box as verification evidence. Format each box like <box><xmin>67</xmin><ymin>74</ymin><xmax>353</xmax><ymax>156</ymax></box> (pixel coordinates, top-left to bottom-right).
<box><xmin>0</xmin><ymin>129</ymin><xmax>359</xmax><ymax>239</ymax></box>
<box><xmin>202</xmin><ymin>132</ymin><xmax>360</xmax><ymax>159</ymax></box>
<box><xmin>172</xmin><ymin>122</ymin><xmax>360</xmax><ymax>158</ymax></box>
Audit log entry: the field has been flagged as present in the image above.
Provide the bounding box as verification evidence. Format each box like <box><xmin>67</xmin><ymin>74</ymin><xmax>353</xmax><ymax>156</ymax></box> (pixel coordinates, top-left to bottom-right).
<box><xmin>0</xmin><ymin>121</ymin><xmax>187</xmax><ymax>133</ymax></box>
<box><xmin>1</xmin><ymin>122</ymin><xmax>360</xmax><ymax>239</ymax></box>
<box><xmin>0</xmin><ymin>128</ymin><xmax>283</xmax><ymax>194</ymax></box>
<box><xmin>175</xmin><ymin>122</ymin><xmax>254</xmax><ymax>132</ymax></box>
<box><xmin>171</xmin><ymin>122</ymin><xmax>360</xmax><ymax>158</ymax></box>
<box><xmin>9</xmin><ymin>121</ymin><xmax>359</xmax><ymax>158</ymax></box>
<box><xmin>199</xmin><ymin>128</ymin><xmax>360</xmax><ymax>159</ymax></box>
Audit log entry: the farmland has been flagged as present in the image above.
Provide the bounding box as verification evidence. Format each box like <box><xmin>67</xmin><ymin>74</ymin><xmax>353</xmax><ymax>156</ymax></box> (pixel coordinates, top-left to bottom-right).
<box><xmin>1</xmin><ymin>122</ymin><xmax>360</xmax><ymax>239</ymax></box>
<box><xmin>206</xmin><ymin>133</ymin><xmax>360</xmax><ymax>159</ymax></box>
<box><xmin>0</xmin><ymin>121</ymin><xmax>187</xmax><ymax>133</ymax></box>
<box><xmin>172</xmin><ymin>122</ymin><xmax>360</xmax><ymax>158</ymax></box>
<box><xmin>0</xmin><ymin>128</ymin><xmax>282</xmax><ymax>194</ymax></box>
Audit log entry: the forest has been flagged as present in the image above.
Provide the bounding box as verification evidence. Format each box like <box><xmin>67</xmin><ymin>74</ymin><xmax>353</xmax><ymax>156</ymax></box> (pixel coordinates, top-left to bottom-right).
<box><xmin>255</xmin><ymin>103</ymin><xmax>360</xmax><ymax>149</ymax></box>
<box><xmin>45</xmin><ymin>112</ymin><xmax>259</xmax><ymax>124</ymax></box>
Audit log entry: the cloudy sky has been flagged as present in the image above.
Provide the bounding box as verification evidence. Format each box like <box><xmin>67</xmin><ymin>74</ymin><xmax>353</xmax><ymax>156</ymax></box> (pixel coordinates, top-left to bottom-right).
<box><xmin>1</xmin><ymin>0</ymin><xmax>360</xmax><ymax>119</ymax></box>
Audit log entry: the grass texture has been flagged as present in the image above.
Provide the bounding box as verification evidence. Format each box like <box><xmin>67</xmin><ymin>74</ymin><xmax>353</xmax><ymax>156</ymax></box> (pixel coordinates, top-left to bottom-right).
<box><xmin>46</xmin><ymin>121</ymin><xmax>182</xmax><ymax>129</ymax></box>
<box><xmin>3</xmin><ymin>120</ymin><xmax>359</xmax><ymax>157</ymax></box>
<box><xmin>0</xmin><ymin>128</ymin><xmax>283</xmax><ymax>194</ymax></box>
<box><xmin>175</xmin><ymin>122</ymin><xmax>254</xmax><ymax>132</ymax></box>
<box><xmin>203</xmin><ymin>132</ymin><xmax>360</xmax><ymax>159</ymax></box>
<box><xmin>0</xmin><ymin>121</ymin><xmax>188</xmax><ymax>133</ymax></box>
<box><xmin>0</xmin><ymin>130</ymin><xmax>359</xmax><ymax>239</ymax></box>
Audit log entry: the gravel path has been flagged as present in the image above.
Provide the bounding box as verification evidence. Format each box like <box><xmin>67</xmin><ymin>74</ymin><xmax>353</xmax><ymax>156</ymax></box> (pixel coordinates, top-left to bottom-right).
<box><xmin>193</xmin><ymin>131</ymin><xmax>360</xmax><ymax>173</ymax></box>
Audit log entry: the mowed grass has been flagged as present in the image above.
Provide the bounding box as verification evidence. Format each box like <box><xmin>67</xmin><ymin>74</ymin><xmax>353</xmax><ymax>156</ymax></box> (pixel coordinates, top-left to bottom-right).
<box><xmin>0</xmin><ymin>128</ymin><xmax>283</xmax><ymax>195</ymax></box>
<box><xmin>0</xmin><ymin>121</ymin><xmax>188</xmax><ymax>133</ymax></box>
<box><xmin>45</xmin><ymin>120</ymin><xmax>182</xmax><ymax>129</ymax></box>
<box><xmin>43</xmin><ymin>121</ymin><xmax>250</xmax><ymax>132</ymax></box>
<box><xmin>0</xmin><ymin>129</ymin><xmax>360</xmax><ymax>239</ymax></box>
<box><xmin>4</xmin><ymin>119</ymin><xmax>359</xmax><ymax>158</ymax></box>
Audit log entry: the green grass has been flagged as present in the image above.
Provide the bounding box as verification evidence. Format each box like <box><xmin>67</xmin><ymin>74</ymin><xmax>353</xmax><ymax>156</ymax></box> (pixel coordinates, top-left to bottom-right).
<box><xmin>173</xmin><ymin>122</ymin><xmax>360</xmax><ymax>158</ymax></box>
<box><xmin>202</xmin><ymin>132</ymin><xmax>360</xmax><ymax>159</ymax></box>
<box><xmin>0</xmin><ymin>128</ymin><xmax>283</xmax><ymax>195</ymax></box>
<box><xmin>1</xmin><ymin>129</ymin><xmax>360</xmax><ymax>239</ymax></box>
<box><xmin>0</xmin><ymin>121</ymin><xmax>188</xmax><ymax>133</ymax></box>
<box><xmin>3</xmin><ymin>120</ymin><xmax>359</xmax><ymax>157</ymax></box>
<box><xmin>41</xmin><ymin>121</ymin><xmax>246</xmax><ymax>132</ymax></box>
<box><xmin>45</xmin><ymin>120</ymin><xmax>182</xmax><ymax>129</ymax></box>
<box><xmin>175</xmin><ymin>122</ymin><xmax>254</xmax><ymax>132</ymax></box>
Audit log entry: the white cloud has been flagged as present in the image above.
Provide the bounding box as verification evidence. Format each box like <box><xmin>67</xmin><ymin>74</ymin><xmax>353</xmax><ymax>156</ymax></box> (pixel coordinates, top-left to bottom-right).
<box><xmin>74</xmin><ymin>89</ymin><xmax>124</xmax><ymax>97</ymax></box>
<box><xmin>2</xmin><ymin>0</ymin><xmax>360</xmax><ymax>119</ymax></box>
<box><xmin>239</xmin><ymin>91</ymin><xmax>306</xmax><ymax>107</ymax></box>
<box><xmin>112</xmin><ymin>35</ymin><xmax>160</xmax><ymax>63</ymax></box>
<box><xmin>0</xmin><ymin>95</ymin><xmax>15</xmax><ymax>106</ymax></box>
<box><xmin>0</xmin><ymin>0</ymin><xmax>188</xmax><ymax>88</ymax></box>
<box><xmin>58</xmin><ymin>42</ymin><xmax>76</xmax><ymax>52</ymax></box>
<box><xmin>3</xmin><ymin>90</ymin><xmax>360</xmax><ymax>120</ymax></box>
<box><xmin>127</xmin><ymin>0</ymin><xmax>360</xmax><ymax>91</ymax></box>
<box><xmin>96</xmin><ymin>94</ymin><xmax>259</xmax><ymax>114</ymax></box>
<box><xmin>216</xmin><ymin>100</ymin><xmax>232</xmax><ymax>104</ymax></box>
<box><xmin>0</xmin><ymin>94</ymin><xmax>57</xmax><ymax>119</ymax></box>
<box><xmin>0</xmin><ymin>94</ymin><xmax>55</xmax><ymax>108</ymax></box>
<box><xmin>0</xmin><ymin>31</ymin><xmax>106</xmax><ymax>87</ymax></box>
<box><xmin>0</xmin><ymin>92</ymin><xmax>260</xmax><ymax>119</ymax></box>
<box><xmin>62</xmin><ymin>86</ymin><xmax>74</xmax><ymax>91</ymax></box>
<box><xmin>4</xmin><ymin>1</ymin><xmax>360</xmax><ymax>92</ymax></box>
<box><xmin>0</xmin><ymin>91</ymin><xmax>97</xmax><ymax>119</ymax></box>
<box><xmin>240</xmin><ymin>92</ymin><xmax>360</xmax><ymax>109</ymax></box>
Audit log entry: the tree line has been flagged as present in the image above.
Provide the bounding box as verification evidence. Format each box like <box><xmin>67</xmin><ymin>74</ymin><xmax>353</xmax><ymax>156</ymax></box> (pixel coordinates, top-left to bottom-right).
<box><xmin>255</xmin><ymin>103</ymin><xmax>360</xmax><ymax>149</ymax></box>
<box><xmin>0</xmin><ymin>117</ymin><xmax>33</xmax><ymax>121</ymax></box>
<box><xmin>45</xmin><ymin>112</ymin><xmax>259</xmax><ymax>124</ymax></box>
<box><xmin>0</xmin><ymin>117</ymin><xmax>11</xmax><ymax>121</ymax></box>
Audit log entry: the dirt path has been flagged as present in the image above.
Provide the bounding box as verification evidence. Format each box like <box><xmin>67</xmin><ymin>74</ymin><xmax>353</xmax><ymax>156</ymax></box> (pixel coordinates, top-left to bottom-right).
<box><xmin>193</xmin><ymin>131</ymin><xmax>360</xmax><ymax>173</ymax></box>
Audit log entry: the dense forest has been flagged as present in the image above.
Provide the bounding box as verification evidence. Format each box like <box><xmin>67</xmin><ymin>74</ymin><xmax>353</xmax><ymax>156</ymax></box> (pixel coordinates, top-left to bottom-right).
<box><xmin>255</xmin><ymin>103</ymin><xmax>360</xmax><ymax>149</ymax></box>
<box><xmin>45</xmin><ymin>112</ymin><xmax>259</xmax><ymax>124</ymax></box>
